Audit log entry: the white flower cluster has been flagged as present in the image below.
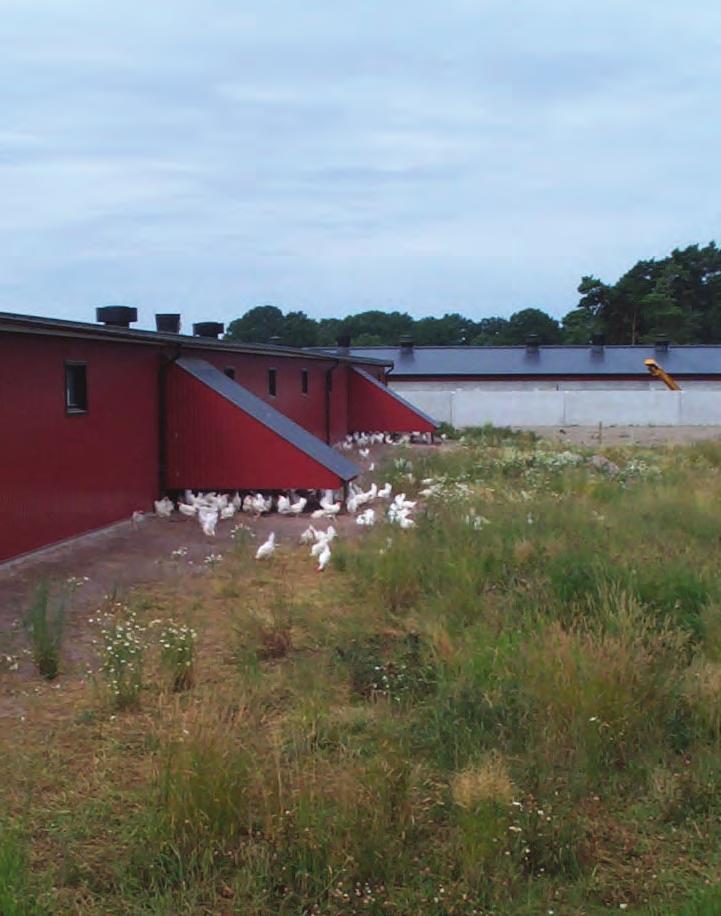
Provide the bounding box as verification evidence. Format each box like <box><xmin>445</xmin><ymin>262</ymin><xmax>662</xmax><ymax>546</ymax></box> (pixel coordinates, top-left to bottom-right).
<box><xmin>159</xmin><ymin>620</ymin><xmax>197</xmax><ymax>661</ymax></box>
<box><xmin>92</xmin><ymin>604</ymin><xmax>146</xmax><ymax>706</ymax></box>
<box><xmin>231</xmin><ymin>522</ymin><xmax>256</xmax><ymax>541</ymax></box>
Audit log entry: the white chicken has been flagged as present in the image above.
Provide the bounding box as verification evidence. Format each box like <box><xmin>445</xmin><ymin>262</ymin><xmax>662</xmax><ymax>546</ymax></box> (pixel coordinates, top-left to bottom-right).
<box><xmin>251</xmin><ymin>493</ymin><xmax>273</xmax><ymax>516</ymax></box>
<box><xmin>255</xmin><ymin>532</ymin><xmax>276</xmax><ymax>560</ymax></box>
<box><xmin>179</xmin><ymin>503</ymin><xmax>197</xmax><ymax>517</ymax></box>
<box><xmin>300</xmin><ymin>525</ymin><xmax>317</xmax><ymax>544</ymax></box>
<box><xmin>317</xmin><ymin>543</ymin><xmax>331</xmax><ymax>572</ymax></box>
<box><xmin>198</xmin><ymin>506</ymin><xmax>218</xmax><ymax>537</ymax></box>
<box><xmin>220</xmin><ymin>504</ymin><xmax>236</xmax><ymax>520</ymax></box>
<box><xmin>289</xmin><ymin>496</ymin><xmax>307</xmax><ymax>515</ymax></box>
<box><xmin>356</xmin><ymin>508</ymin><xmax>376</xmax><ymax>527</ymax></box>
<box><xmin>154</xmin><ymin>497</ymin><xmax>174</xmax><ymax>518</ymax></box>
<box><xmin>377</xmin><ymin>483</ymin><xmax>392</xmax><ymax>500</ymax></box>
<box><xmin>277</xmin><ymin>495</ymin><xmax>292</xmax><ymax>515</ymax></box>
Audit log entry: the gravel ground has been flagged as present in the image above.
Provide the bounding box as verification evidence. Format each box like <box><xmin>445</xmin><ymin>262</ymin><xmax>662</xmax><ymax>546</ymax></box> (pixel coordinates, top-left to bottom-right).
<box><xmin>531</xmin><ymin>425</ymin><xmax>721</xmax><ymax>447</ymax></box>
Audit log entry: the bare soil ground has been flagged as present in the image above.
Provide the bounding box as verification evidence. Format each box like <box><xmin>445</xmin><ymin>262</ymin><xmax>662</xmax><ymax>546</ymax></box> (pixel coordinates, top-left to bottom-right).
<box><xmin>528</xmin><ymin>424</ymin><xmax>721</xmax><ymax>447</ymax></box>
<box><xmin>0</xmin><ymin>441</ymin><xmax>409</xmax><ymax>680</ymax></box>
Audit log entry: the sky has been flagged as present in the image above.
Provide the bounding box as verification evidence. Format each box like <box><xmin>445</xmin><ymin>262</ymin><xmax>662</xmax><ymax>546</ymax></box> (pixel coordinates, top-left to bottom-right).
<box><xmin>2</xmin><ymin>0</ymin><xmax>721</xmax><ymax>332</ymax></box>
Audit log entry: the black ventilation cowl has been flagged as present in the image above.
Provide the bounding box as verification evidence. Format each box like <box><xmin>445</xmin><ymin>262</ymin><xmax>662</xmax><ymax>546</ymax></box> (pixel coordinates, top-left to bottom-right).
<box><xmin>193</xmin><ymin>321</ymin><xmax>224</xmax><ymax>339</ymax></box>
<box><xmin>96</xmin><ymin>306</ymin><xmax>138</xmax><ymax>328</ymax></box>
<box><xmin>399</xmin><ymin>334</ymin><xmax>415</xmax><ymax>352</ymax></box>
<box><xmin>655</xmin><ymin>337</ymin><xmax>670</xmax><ymax>353</ymax></box>
<box><xmin>525</xmin><ymin>333</ymin><xmax>540</xmax><ymax>354</ymax></box>
<box><xmin>155</xmin><ymin>313</ymin><xmax>181</xmax><ymax>334</ymax></box>
<box><xmin>336</xmin><ymin>333</ymin><xmax>351</xmax><ymax>350</ymax></box>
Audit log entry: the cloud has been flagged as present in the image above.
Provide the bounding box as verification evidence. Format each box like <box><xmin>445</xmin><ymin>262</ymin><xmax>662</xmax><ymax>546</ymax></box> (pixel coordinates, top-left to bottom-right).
<box><xmin>1</xmin><ymin>0</ymin><xmax>720</xmax><ymax>327</ymax></box>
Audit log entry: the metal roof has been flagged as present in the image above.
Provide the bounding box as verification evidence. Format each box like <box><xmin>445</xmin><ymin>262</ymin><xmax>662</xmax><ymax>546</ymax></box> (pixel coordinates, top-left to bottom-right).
<box><xmin>177</xmin><ymin>358</ymin><xmax>360</xmax><ymax>482</ymax></box>
<box><xmin>320</xmin><ymin>345</ymin><xmax>721</xmax><ymax>378</ymax></box>
<box><xmin>0</xmin><ymin>311</ymin><xmax>388</xmax><ymax>368</ymax></box>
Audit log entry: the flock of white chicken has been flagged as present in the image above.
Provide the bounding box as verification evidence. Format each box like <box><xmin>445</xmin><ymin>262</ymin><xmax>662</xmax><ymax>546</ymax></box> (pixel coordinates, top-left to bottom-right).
<box><xmin>149</xmin><ymin>431</ymin><xmax>422</xmax><ymax>571</ymax></box>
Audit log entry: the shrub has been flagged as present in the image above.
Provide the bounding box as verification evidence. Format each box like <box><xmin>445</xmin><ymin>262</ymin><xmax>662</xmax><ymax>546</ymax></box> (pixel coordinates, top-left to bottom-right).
<box><xmin>337</xmin><ymin>632</ymin><xmax>437</xmax><ymax>704</ymax></box>
<box><xmin>158</xmin><ymin>620</ymin><xmax>197</xmax><ymax>691</ymax></box>
<box><xmin>94</xmin><ymin>604</ymin><xmax>147</xmax><ymax>709</ymax></box>
<box><xmin>23</xmin><ymin>581</ymin><xmax>65</xmax><ymax>679</ymax></box>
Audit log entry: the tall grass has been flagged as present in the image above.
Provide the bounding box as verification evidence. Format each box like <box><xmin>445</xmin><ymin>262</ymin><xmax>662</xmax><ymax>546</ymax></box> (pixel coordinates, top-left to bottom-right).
<box><xmin>0</xmin><ymin>823</ymin><xmax>40</xmax><ymax>915</ymax></box>
<box><xmin>23</xmin><ymin>581</ymin><xmax>65</xmax><ymax>679</ymax></box>
<box><xmin>10</xmin><ymin>433</ymin><xmax>721</xmax><ymax>913</ymax></box>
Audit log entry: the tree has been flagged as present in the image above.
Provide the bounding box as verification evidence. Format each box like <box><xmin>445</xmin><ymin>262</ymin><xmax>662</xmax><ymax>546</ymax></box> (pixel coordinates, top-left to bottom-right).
<box><xmin>561</xmin><ymin>308</ymin><xmax>599</xmax><ymax>344</ymax></box>
<box><xmin>279</xmin><ymin>311</ymin><xmax>319</xmax><ymax>347</ymax></box>
<box><xmin>470</xmin><ymin>317</ymin><xmax>510</xmax><ymax>345</ymax></box>
<box><xmin>572</xmin><ymin>243</ymin><xmax>721</xmax><ymax>344</ymax></box>
<box><xmin>415</xmin><ymin>313</ymin><xmax>475</xmax><ymax>345</ymax></box>
<box><xmin>225</xmin><ymin>305</ymin><xmax>284</xmax><ymax>343</ymax></box>
<box><xmin>502</xmin><ymin>308</ymin><xmax>562</xmax><ymax>344</ymax></box>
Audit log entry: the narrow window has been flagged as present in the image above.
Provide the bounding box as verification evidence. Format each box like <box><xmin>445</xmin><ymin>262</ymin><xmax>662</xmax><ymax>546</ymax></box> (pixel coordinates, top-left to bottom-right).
<box><xmin>65</xmin><ymin>362</ymin><xmax>88</xmax><ymax>413</ymax></box>
<box><xmin>224</xmin><ymin>367</ymin><xmax>235</xmax><ymax>380</ymax></box>
<box><xmin>301</xmin><ymin>369</ymin><xmax>309</xmax><ymax>394</ymax></box>
<box><xmin>268</xmin><ymin>368</ymin><xmax>277</xmax><ymax>397</ymax></box>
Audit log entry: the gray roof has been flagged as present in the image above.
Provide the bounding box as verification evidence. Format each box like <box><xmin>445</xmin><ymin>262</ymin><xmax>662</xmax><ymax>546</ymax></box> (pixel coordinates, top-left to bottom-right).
<box><xmin>0</xmin><ymin>311</ymin><xmax>388</xmax><ymax>368</ymax></box>
<box><xmin>321</xmin><ymin>345</ymin><xmax>721</xmax><ymax>378</ymax></box>
<box><xmin>177</xmin><ymin>358</ymin><xmax>359</xmax><ymax>482</ymax></box>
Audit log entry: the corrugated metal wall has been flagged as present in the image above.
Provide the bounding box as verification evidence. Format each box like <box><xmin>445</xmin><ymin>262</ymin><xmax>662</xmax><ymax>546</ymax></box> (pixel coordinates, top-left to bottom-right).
<box><xmin>348</xmin><ymin>368</ymin><xmax>437</xmax><ymax>433</ymax></box>
<box><xmin>164</xmin><ymin>362</ymin><xmax>350</xmax><ymax>490</ymax></box>
<box><xmin>201</xmin><ymin>351</ymin><xmax>331</xmax><ymax>441</ymax></box>
<box><xmin>0</xmin><ymin>334</ymin><xmax>159</xmax><ymax>563</ymax></box>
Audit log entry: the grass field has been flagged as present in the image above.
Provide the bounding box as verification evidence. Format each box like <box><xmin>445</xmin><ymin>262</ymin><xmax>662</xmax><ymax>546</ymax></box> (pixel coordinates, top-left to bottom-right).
<box><xmin>4</xmin><ymin>428</ymin><xmax>721</xmax><ymax>913</ymax></box>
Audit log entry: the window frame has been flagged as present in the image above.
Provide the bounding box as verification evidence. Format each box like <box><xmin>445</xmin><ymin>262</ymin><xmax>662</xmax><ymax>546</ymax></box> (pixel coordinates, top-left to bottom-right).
<box><xmin>268</xmin><ymin>367</ymin><xmax>277</xmax><ymax>397</ymax></box>
<box><xmin>224</xmin><ymin>366</ymin><xmax>236</xmax><ymax>380</ymax></box>
<box><xmin>65</xmin><ymin>361</ymin><xmax>88</xmax><ymax>415</ymax></box>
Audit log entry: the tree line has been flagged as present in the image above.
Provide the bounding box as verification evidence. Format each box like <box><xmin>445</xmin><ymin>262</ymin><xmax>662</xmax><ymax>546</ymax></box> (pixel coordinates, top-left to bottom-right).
<box><xmin>225</xmin><ymin>242</ymin><xmax>721</xmax><ymax>347</ymax></box>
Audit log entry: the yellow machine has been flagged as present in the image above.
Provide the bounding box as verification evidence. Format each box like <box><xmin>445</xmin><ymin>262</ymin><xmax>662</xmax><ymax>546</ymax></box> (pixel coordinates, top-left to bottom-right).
<box><xmin>644</xmin><ymin>358</ymin><xmax>681</xmax><ymax>391</ymax></box>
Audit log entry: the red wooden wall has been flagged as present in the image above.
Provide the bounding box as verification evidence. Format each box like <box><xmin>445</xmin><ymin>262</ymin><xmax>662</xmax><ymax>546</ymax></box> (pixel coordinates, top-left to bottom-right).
<box><xmin>0</xmin><ymin>334</ymin><xmax>159</xmax><ymax>563</ymax></box>
<box><xmin>348</xmin><ymin>368</ymin><xmax>438</xmax><ymax>433</ymax></box>
<box><xmin>164</xmin><ymin>362</ymin><xmax>351</xmax><ymax>490</ymax></box>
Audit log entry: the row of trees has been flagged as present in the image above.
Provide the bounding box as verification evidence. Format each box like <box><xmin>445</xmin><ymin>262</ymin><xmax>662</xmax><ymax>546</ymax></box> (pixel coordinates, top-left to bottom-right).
<box><xmin>225</xmin><ymin>243</ymin><xmax>721</xmax><ymax>347</ymax></box>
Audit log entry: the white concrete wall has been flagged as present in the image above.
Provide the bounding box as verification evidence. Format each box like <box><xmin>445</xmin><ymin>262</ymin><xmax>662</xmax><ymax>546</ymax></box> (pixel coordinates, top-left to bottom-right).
<box><xmin>391</xmin><ymin>383</ymin><xmax>721</xmax><ymax>427</ymax></box>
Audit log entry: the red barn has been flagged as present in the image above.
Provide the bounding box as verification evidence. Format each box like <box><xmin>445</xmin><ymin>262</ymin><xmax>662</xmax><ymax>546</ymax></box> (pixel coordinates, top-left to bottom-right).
<box><xmin>0</xmin><ymin>309</ymin><xmax>437</xmax><ymax>564</ymax></box>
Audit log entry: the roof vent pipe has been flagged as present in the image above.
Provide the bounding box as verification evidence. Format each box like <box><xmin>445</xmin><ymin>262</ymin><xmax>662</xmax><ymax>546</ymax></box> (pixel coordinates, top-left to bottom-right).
<box><xmin>399</xmin><ymin>334</ymin><xmax>415</xmax><ymax>353</ymax></box>
<box><xmin>336</xmin><ymin>333</ymin><xmax>351</xmax><ymax>351</ymax></box>
<box><xmin>591</xmin><ymin>332</ymin><xmax>605</xmax><ymax>354</ymax></box>
<box><xmin>155</xmin><ymin>313</ymin><xmax>181</xmax><ymax>334</ymax></box>
<box><xmin>655</xmin><ymin>337</ymin><xmax>670</xmax><ymax>353</ymax></box>
<box><xmin>268</xmin><ymin>335</ymin><xmax>282</xmax><ymax>346</ymax></box>
<box><xmin>525</xmin><ymin>333</ymin><xmax>540</xmax><ymax>354</ymax></box>
<box><xmin>192</xmin><ymin>321</ymin><xmax>224</xmax><ymax>339</ymax></box>
<box><xmin>96</xmin><ymin>306</ymin><xmax>138</xmax><ymax>328</ymax></box>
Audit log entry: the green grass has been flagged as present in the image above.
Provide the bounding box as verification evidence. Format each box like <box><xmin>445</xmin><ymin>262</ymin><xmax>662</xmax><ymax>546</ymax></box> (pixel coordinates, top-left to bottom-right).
<box><xmin>7</xmin><ymin>432</ymin><xmax>721</xmax><ymax>912</ymax></box>
<box><xmin>23</xmin><ymin>581</ymin><xmax>65</xmax><ymax>680</ymax></box>
<box><xmin>0</xmin><ymin>823</ymin><xmax>42</xmax><ymax>915</ymax></box>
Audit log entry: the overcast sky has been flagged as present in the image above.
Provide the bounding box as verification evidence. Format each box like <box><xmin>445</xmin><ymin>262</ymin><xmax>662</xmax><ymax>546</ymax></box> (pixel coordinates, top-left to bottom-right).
<box><xmin>2</xmin><ymin>1</ymin><xmax>720</xmax><ymax>331</ymax></box>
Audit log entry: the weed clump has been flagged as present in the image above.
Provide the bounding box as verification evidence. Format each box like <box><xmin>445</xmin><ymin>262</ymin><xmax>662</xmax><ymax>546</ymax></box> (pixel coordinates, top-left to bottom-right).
<box><xmin>23</xmin><ymin>580</ymin><xmax>65</xmax><ymax>679</ymax></box>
